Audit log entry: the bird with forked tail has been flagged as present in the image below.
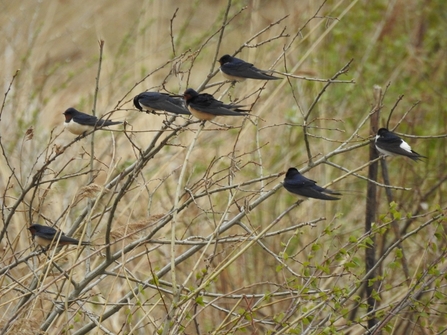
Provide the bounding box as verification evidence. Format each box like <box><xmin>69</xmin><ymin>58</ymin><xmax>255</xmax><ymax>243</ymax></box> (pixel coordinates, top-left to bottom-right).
<box><xmin>375</xmin><ymin>128</ymin><xmax>426</xmax><ymax>161</ymax></box>
<box><xmin>218</xmin><ymin>54</ymin><xmax>281</xmax><ymax>82</ymax></box>
<box><xmin>63</xmin><ymin>108</ymin><xmax>122</xmax><ymax>136</ymax></box>
<box><xmin>28</xmin><ymin>223</ymin><xmax>90</xmax><ymax>248</ymax></box>
<box><xmin>283</xmin><ymin>168</ymin><xmax>341</xmax><ymax>201</ymax></box>
<box><xmin>183</xmin><ymin>88</ymin><xmax>249</xmax><ymax>121</ymax></box>
<box><xmin>133</xmin><ymin>92</ymin><xmax>190</xmax><ymax>115</ymax></box>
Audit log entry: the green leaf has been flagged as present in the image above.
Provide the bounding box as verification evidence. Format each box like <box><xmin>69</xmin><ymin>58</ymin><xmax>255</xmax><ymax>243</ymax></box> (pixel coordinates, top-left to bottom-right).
<box><xmin>195</xmin><ymin>296</ymin><xmax>205</xmax><ymax>306</ymax></box>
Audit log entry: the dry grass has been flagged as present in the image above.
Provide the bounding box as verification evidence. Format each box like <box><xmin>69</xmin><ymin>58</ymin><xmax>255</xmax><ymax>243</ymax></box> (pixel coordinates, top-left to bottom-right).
<box><xmin>1</xmin><ymin>0</ymin><xmax>447</xmax><ymax>334</ymax></box>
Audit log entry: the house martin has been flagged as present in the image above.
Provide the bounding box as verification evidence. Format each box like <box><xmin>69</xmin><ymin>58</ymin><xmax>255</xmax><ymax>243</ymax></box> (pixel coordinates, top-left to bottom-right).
<box><xmin>375</xmin><ymin>128</ymin><xmax>425</xmax><ymax>161</ymax></box>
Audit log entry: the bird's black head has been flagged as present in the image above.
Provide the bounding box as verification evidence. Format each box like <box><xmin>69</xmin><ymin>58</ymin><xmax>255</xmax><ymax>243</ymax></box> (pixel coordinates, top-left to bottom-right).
<box><xmin>28</xmin><ymin>223</ymin><xmax>41</xmax><ymax>234</ymax></box>
<box><xmin>133</xmin><ymin>95</ymin><xmax>143</xmax><ymax>111</ymax></box>
<box><xmin>63</xmin><ymin>108</ymin><xmax>78</xmax><ymax>121</ymax></box>
<box><xmin>377</xmin><ymin>128</ymin><xmax>389</xmax><ymax>136</ymax></box>
<box><xmin>218</xmin><ymin>54</ymin><xmax>232</xmax><ymax>65</ymax></box>
<box><xmin>285</xmin><ymin>167</ymin><xmax>300</xmax><ymax>178</ymax></box>
<box><xmin>183</xmin><ymin>88</ymin><xmax>199</xmax><ymax>102</ymax></box>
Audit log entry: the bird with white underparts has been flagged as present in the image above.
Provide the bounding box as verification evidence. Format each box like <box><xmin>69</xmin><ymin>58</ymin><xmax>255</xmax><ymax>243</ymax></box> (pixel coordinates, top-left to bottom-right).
<box><xmin>63</xmin><ymin>108</ymin><xmax>122</xmax><ymax>136</ymax></box>
<box><xmin>375</xmin><ymin>128</ymin><xmax>425</xmax><ymax>161</ymax></box>
<box><xmin>28</xmin><ymin>223</ymin><xmax>90</xmax><ymax>248</ymax></box>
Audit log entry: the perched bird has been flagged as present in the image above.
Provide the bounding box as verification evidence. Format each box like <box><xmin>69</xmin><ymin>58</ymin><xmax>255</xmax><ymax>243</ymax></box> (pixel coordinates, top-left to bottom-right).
<box><xmin>183</xmin><ymin>88</ymin><xmax>249</xmax><ymax>121</ymax></box>
<box><xmin>375</xmin><ymin>128</ymin><xmax>425</xmax><ymax>161</ymax></box>
<box><xmin>133</xmin><ymin>92</ymin><xmax>190</xmax><ymax>115</ymax></box>
<box><xmin>218</xmin><ymin>54</ymin><xmax>281</xmax><ymax>82</ymax></box>
<box><xmin>283</xmin><ymin>167</ymin><xmax>341</xmax><ymax>201</ymax></box>
<box><xmin>28</xmin><ymin>224</ymin><xmax>89</xmax><ymax>248</ymax></box>
<box><xmin>63</xmin><ymin>108</ymin><xmax>122</xmax><ymax>135</ymax></box>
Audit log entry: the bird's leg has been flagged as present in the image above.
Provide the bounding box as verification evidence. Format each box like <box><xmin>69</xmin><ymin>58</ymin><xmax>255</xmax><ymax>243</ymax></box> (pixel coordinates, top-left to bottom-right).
<box><xmin>74</xmin><ymin>132</ymin><xmax>87</xmax><ymax>141</ymax></box>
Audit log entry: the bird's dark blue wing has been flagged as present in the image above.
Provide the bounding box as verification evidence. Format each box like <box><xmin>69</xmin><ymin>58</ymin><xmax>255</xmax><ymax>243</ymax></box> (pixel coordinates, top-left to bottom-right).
<box><xmin>35</xmin><ymin>229</ymin><xmax>62</xmax><ymax>241</ymax></box>
<box><xmin>285</xmin><ymin>174</ymin><xmax>317</xmax><ymax>187</ymax></box>
<box><xmin>72</xmin><ymin>114</ymin><xmax>100</xmax><ymax>126</ymax></box>
<box><xmin>283</xmin><ymin>172</ymin><xmax>340</xmax><ymax>200</ymax></box>
<box><xmin>221</xmin><ymin>61</ymin><xmax>254</xmax><ymax>77</ymax></box>
<box><xmin>189</xmin><ymin>94</ymin><xmax>248</xmax><ymax>115</ymax></box>
<box><xmin>222</xmin><ymin>58</ymin><xmax>280</xmax><ymax>80</ymax></box>
<box><xmin>137</xmin><ymin>92</ymin><xmax>190</xmax><ymax>115</ymax></box>
<box><xmin>284</xmin><ymin>183</ymin><xmax>340</xmax><ymax>200</ymax></box>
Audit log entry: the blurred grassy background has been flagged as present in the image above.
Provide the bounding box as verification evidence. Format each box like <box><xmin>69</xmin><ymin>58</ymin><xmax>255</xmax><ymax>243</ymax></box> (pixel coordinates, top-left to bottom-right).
<box><xmin>1</xmin><ymin>0</ymin><xmax>447</xmax><ymax>333</ymax></box>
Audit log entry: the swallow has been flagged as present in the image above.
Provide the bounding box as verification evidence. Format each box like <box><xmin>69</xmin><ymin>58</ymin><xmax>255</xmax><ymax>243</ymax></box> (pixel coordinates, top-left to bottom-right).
<box><xmin>283</xmin><ymin>168</ymin><xmax>341</xmax><ymax>201</ymax></box>
<box><xmin>218</xmin><ymin>54</ymin><xmax>281</xmax><ymax>82</ymax></box>
<box><xmin>28</xmin><ymin>224</ymin><xmax>89</xmax><ymax>248</ymax></box>
<box><xmin>183</xmin><ymin>88</ymin><xmax>249</xmax><ymax>121</ymax></box>
<box><xmin>63</xmin><ymin>108</ymin><xmax>122</xmax><ymax>135</ymax></box>
<box><xmin>375</xmin><ymin>128</ymin><xmax>425</xmax><ymax>161</ymax></box>
<box><xmin>133</xmin><ymin>92</ymin><xmax>190</xmax><ymax>115</ymax></box>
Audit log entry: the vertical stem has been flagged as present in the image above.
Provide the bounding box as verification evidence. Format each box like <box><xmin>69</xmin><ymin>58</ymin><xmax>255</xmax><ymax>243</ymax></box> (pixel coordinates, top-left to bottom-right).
<box><xmin>380</xmin><ymin>158</ymin><xmax>410</xmax><ymax>282</ymax></box>
<box><xmin>91</xmin><ymin>40</ymin><xmax>105</xmax><ymax>180</ymax></box>
<box><xmin>86</xmin><ymin>40</ymin><xmax>105</xmax><ymax>271</ymax></box>
<box><xmin>365</xmin><ymin>85</ymin><xmax>381</xmax><ymax>330</ymax></box>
